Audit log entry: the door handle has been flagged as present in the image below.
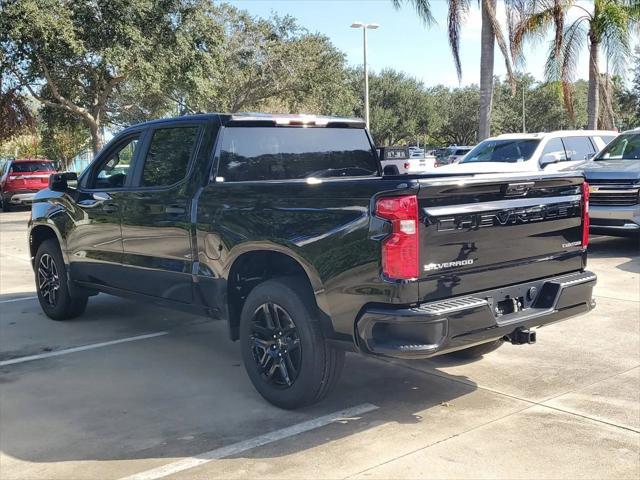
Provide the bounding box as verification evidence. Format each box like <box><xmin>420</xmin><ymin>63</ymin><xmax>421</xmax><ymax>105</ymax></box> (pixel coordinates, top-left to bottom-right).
<box><xmin>78</xmin><ymin>192</ymin><xmax>113</xmax><ymax>208</ymax></box>
<box><xmin>93</xmin><ymin>192</ymin><xmax>112</xmax><ymax>201</ymax></box>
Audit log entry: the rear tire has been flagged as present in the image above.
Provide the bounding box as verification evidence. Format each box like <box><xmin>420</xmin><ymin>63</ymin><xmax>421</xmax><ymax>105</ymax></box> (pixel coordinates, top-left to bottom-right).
<box><xmin>35</xmin><ymin>239</ymin><xmax>88</xmax><ymax>320</ymax></box>
<box><xmin>240</xmin><ymin>277</ymin><xmax>344</xmax><ymax>409</ymax></box>
<box><xmin>447</xmin><ymin>339</ymin><xmax>504</xmax><ymax>359</ymax></box>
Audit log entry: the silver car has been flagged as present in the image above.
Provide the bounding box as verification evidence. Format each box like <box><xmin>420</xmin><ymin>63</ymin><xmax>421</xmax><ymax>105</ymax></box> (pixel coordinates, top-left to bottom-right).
<box><xmin>583</xmin><ymin>128</ymin><xmax>640</xmax><ymax>235</ymax></box>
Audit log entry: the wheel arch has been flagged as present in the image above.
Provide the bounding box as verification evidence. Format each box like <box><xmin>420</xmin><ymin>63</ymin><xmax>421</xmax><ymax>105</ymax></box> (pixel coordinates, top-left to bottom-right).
<box><xmin>29</xmin><ymin>223</ymin><xmax>66</xmax><ymax>268</ymax></box>
<box><xmin>223</xmin><ymin>246</ymin><xmax>331</xmax><ymax>341</ymax></box>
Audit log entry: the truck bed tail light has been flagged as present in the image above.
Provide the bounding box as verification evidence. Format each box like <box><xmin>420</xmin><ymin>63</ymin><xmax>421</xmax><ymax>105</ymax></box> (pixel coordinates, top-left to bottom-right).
<box><xmin>375</xmin><ymin>195</ymin><xmax>419</xmax><ymax>279</ymax></box>
<box><xmin>582</xmin><ymin>181</ymin><xmax>589</xmax><ymax>248</ymax></box>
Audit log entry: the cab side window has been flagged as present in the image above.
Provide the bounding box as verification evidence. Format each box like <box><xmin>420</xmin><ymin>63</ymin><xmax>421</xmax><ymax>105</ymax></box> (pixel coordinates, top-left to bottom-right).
<box><xmin>140</xmin><ymin>127</ymin><xmax>199</xmax><ymax>187</ymax></box>
<box><xmin>540</xmin><ymin>138</ymin><xmax>567</xmax><ymax>162</ymax></box>
<box><xmin>562</xmin><ymin>136</ymin><xmax>595</xmax><ymax>161</ymax></box>
<box><xmin>92</xmin><ymin>136</ymin><xmax>140</xmax><ymax>189</ymax></box>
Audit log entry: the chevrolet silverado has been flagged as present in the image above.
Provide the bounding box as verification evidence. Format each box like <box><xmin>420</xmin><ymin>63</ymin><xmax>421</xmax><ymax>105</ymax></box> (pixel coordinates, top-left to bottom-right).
<box><xmin>29</xmin><ymin>113</ymin><xmax>596</xmax><ymax>408</ymax></box>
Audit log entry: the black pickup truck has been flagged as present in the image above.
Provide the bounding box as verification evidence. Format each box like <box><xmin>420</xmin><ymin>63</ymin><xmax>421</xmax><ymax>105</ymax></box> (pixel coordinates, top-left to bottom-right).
<box><xmin>29</xmin><ymin>113</ymin><xmax>596</xmax><ymax>408</ymax></box>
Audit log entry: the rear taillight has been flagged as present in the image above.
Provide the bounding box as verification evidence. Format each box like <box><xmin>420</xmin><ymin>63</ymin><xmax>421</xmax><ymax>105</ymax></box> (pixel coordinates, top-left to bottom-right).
<box><xmin>403</xmin><ymin>162</ymin><xmax>410</xmax><ymax>170</ymax></box>
<box><xmin>582</xmin><ymin>181</ymin><xmax>589</xmax><ymax>248</ymax></box>
<box><xmin>375</xmin><ymin>195</ymin><xmax>419</xmax><ymax>280</ymax></box>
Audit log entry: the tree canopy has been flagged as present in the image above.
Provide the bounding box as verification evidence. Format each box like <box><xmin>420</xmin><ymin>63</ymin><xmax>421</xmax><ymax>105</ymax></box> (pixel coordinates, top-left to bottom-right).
<box><xmin>1</xmin><ymin>0</ymin><xmax>219</xmax><ymax>152</ymax></box>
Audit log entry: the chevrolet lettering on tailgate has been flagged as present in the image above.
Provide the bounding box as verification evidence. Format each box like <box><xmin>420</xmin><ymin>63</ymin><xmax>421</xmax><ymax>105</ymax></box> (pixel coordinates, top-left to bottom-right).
<box><xmin>437</xmin><ymin>201</ymin><xmax>579</xmax><ymax>231</ymax></box>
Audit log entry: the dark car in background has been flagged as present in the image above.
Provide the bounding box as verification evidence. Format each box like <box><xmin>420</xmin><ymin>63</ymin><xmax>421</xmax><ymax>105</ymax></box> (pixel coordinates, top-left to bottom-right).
<box><xmin>582</xmin><ymin>128</ymin><xmax>640</xmax><ymax>235</ymax></box>
<box><xmin>0</xmin><ymin>158</ymin><xmax>57</xmax><ymax>211</ymax></box>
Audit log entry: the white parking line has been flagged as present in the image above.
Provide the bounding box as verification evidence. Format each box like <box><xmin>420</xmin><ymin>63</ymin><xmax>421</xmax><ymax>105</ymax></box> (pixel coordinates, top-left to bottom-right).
<box><xmin>0</xmin><ymin>295</ymin><xmax>38</xmax><ymax>304</ymax></box>
<box><xmin>0</xmin><ymin>332</ymin><xmax>169</xmax><ymax>367</ymax></box>
<box><xmin>121</xmin><ymin>403</ymin><xmax>380</xmax><ymax>480</ymax></box>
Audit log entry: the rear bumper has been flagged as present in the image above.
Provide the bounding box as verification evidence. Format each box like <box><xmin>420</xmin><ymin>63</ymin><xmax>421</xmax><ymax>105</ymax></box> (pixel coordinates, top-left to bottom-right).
<box><xmin>356</xmin><ymin>271</ymin><xmax>597</xmax><ymax>359</ymax></box>
<box><xmin>5</xmin><ymin>190</ymin><xmax>38</xmax><ymax>205</ymax></box>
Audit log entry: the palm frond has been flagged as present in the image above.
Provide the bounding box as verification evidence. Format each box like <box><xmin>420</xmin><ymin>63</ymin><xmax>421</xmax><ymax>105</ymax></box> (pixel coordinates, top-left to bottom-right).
<box><xmin>598</xmin><ymin>0</ymin><xmax>639</xmax><ymax>77</ymax></box>
<box><xmin>505</xmin><ymin>0</ymin><xmax>529</xmax><ymax>66</ymax></box>
<box><xmin>448</xmin><ymin>0</ymin><xmax>471</xmax><ymax>82</ymax></box>
<box><xmin>482</xmin><ymin>0</ymin><xmax>515</xmax><ymax>91</ymax></box>
<box><xmin>545</xmin><ymin>17</ymin><xmax>588</xmax><ymax>119</ymax></box>
<box><xmin>510</xmin><ymin>1</ymin><xmax>574</xmax><ymax>67</ymax></box>
<box><xmin>511</xmin><ymin>0</ymin><xmax>568</xmax><ymax>57</ymax></box>
<box><xmin>511</xmin><ymin>8</ymin><xmax>556</xmax><ymax>60</ymax></box>
<box><xmin>392</xmin><ymin>0</ymin><xmax>436</xmax><ymax>26</ymax></box>
<box><xmin>626</xmin><ymin>0</ymin><xmax>640</xmax><ymax>25</ymax></box>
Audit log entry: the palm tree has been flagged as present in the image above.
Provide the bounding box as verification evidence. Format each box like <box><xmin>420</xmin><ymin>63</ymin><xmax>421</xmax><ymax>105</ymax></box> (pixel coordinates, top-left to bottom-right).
<box><xmin>512</xmin><ymin>0</ymin><xmax>640</xmax><ymax>129</ymax></box>
<box><xmin>393</xmin><ymin>1</ymin><xmax>515</xmax><ymax>140</ymax></box>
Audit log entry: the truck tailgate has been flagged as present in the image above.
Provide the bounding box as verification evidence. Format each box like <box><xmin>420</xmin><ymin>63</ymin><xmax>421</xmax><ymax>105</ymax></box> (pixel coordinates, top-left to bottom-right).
<box><xmin>417</xmin><ymin>173</ymin><xmax>586</xmax><ymax>302</ymax></box>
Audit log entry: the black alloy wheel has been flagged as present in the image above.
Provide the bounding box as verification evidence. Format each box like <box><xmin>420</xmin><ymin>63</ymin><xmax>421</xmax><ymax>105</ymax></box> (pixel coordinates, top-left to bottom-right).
<box><xmin>35</xmin><ymin>238</ymin><xmax>88</xmax><ymax>320</ymax></box>
<box><xmin>37</xmin><ymin>253</ymin><xmax>60</xmax><ymax>307</ymax></box>
<box><xmin>239</xmin><ymin>277</ymin><xmax>345</xmax><ymax>409</ymax></box>
<box><xmin>249</xmin><ymin>302</ymin><xmax>302</xmax><ymax>388</ymax></box>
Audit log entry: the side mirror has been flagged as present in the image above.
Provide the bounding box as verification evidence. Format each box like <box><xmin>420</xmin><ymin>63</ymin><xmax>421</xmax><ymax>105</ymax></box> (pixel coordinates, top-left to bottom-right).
<box><xmin>49</xmin><ymin>172</ymin><xmax>78</xmax><ymax>192</ymax></box>
<box><xmin>540</xmin><ymin>153</ymin><xmax>561</xmax><ymax>168</ymax></box>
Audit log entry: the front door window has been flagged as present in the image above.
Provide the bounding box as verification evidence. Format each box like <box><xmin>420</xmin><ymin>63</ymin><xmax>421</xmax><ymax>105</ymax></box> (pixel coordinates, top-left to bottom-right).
<box><xmin>92</xmin><ymin>137</ymin><xmax>140</xmax><ymax>189</ymax></box>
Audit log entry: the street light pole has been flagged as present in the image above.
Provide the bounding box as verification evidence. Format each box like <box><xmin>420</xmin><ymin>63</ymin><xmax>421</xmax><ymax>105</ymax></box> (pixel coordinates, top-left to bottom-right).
<box><xmin>351</xmin><ymin>22</ymin><xmax>379</xmax><ymax>131</ymax></box>
<box><xmin>363</xmin><ymin>25</ymin><xmax>369</xmax><ymax>132</ymax></box>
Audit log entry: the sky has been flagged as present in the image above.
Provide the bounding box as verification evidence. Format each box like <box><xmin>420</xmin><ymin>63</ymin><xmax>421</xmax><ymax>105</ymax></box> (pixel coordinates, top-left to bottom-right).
<box><xmin>228</xmin><ymin>0</ymin><xmax>640</xmax><ymax>88</ymax></box>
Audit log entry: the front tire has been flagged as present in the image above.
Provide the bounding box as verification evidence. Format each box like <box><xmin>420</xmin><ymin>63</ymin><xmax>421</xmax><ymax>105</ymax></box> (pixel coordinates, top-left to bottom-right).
<box><xmin>35</xmin><ymin>239</ymin><xmax>88</xmax><ymax>320</ymax></box>
<box><xmin>447</xmin><ymin>339</ymin><xmax>504</xmax><ymax>359</ymax></box>
<box><xmin>240</xmin><ymin>277</ymin><xmax>344</xmax><ymax>409</ymax></box>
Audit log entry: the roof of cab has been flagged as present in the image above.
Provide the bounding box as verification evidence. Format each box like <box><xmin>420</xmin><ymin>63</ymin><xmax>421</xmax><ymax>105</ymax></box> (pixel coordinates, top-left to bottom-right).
<box><xmin>119</xmin><ymin>112</ymin><xmax>366</xmax><ymax>132</ymax></box>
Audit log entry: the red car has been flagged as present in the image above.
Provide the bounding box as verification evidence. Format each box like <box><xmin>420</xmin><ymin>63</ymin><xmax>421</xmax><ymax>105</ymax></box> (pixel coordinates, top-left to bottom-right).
<box><xmin>0</xmin><ymin>158</ymin><xmax>57</xmax><ymax>212</ymax></box>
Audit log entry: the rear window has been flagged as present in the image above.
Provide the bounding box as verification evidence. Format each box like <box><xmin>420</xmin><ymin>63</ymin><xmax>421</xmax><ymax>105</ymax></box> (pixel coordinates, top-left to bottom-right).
<box><xmin>462</xmin><ymin>139</ymin><xmax>540</xmax><ymax>163</ymax></box>
<box><xmin>218</xmin><ymin>127</ymin><xmax>378</xmax><ymax>181</ymax></box>
<box><xmin>10</xmin><ymin>162</ymin><xmax>55</xmax><ymax>173</ymax></box>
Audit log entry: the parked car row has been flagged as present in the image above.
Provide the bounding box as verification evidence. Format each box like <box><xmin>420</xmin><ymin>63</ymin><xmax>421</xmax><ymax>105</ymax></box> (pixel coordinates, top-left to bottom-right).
<box><xmin>435</xmin><ymin>130</ymin><xmax>617</xmax><ymax>173</ymax></box>
<box><xmin>431</xmin><ymin>128</ymin><xmax>638</xmax><ymax>236</ymax></box>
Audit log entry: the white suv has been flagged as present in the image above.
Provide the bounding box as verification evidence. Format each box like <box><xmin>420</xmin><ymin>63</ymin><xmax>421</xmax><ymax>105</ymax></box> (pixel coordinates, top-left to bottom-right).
<box><xmin>435</xmin><ymin>130</ymin><xmax>617</xmax><ymax>173</ymax></box>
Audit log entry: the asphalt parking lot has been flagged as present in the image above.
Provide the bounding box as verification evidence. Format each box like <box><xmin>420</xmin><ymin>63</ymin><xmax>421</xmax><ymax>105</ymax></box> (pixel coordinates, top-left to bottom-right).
<box><xmin>1</xmin><ymin>209</ymin><xmax>639</xmax><ymax>480</ymax></box>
